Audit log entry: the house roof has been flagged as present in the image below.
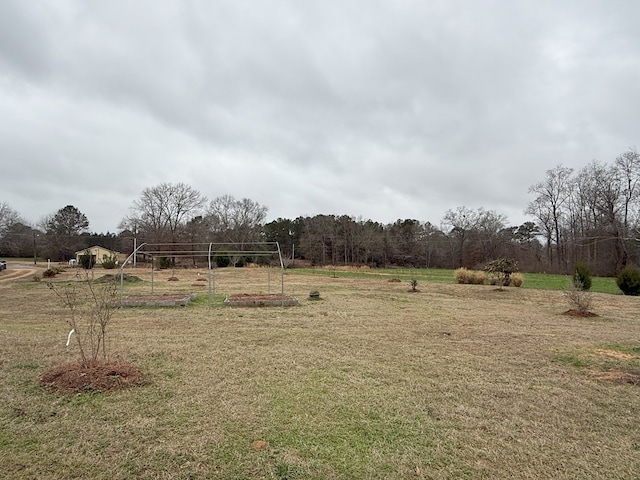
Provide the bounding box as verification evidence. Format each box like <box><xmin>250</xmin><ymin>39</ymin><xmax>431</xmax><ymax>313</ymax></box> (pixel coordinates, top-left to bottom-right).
<box><xmin>74</xmin><ymin>246</ymin><xmax>117</xmax><ymax>256</ymax></box>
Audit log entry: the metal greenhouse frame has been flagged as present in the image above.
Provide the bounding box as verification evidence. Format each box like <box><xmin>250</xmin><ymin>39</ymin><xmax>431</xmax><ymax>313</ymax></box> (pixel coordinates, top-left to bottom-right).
<box><xmin>118</xmin><ymin>242</ymin><xmax>286</xmax><ymax>307</ymax></box>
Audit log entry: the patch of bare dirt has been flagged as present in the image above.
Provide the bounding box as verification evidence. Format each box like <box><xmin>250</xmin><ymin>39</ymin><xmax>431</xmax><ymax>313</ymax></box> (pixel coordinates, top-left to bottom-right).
<box><xmin>251</xmin><ymin>440</ymin><xmax>269</xmax><ymax>451</ymax></box>
<box><xmin>563</xmin><ymin>309</ymin><xmax>599</xmax><ymax>317</ymax></box>
<box><xmin>38</xmin><ymin>360</ymin><xmax>142</xmax><ymax>393</ymax></box>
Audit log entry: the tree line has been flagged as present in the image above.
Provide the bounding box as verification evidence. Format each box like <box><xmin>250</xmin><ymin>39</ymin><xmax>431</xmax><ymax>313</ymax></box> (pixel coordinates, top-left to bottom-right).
<box><xmin>527</xmin><ymin>148</ymin><xmax>640</xmax><ymax>275</ymax></box>
<box><xmin>2</xmin><ymin>149</ymin><xmax>640</xmax><ymax>275</ymax></box>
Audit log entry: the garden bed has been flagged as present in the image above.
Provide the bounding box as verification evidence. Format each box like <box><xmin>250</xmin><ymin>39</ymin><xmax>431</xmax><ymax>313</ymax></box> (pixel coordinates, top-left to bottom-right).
<box><xmin>118</xmin><ymin>293</ymin><xmax>198</xmax><ymax>307</ymax></box>
<box><xmin>224</xmin><ymin>293</ymin><xmax>298</xmax><ymax>307</ymax></box>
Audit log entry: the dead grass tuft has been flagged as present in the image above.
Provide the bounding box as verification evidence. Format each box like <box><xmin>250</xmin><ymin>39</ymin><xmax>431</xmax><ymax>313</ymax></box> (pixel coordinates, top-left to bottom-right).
<box><xmin>594</xmin><ymin>349</ymin><xmax>636</xmax><ymax>360</ymax></box>
<box><xmin>593</xmin><ymin>368</ymin><xmax>640</xmax><ymax>385</ymax></box>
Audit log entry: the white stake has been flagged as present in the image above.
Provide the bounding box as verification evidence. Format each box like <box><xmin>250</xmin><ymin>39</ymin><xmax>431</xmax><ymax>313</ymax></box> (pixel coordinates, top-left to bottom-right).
<box><xmin>66</xmin><ymin>329</ymin><xmax>75</xmax><ymax>347</ymax></box>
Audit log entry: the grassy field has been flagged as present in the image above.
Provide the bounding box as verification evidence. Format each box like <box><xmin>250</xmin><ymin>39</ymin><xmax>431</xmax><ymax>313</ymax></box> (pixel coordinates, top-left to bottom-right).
<box><xmin>1</xmin><ymin>264</ymin><xmax>640</xmax><ymax>479</ymax></box>
<box><xmin>291</xmin><ymin>266</ymin><xmax>622</xmax><ymax>294</ymax></box>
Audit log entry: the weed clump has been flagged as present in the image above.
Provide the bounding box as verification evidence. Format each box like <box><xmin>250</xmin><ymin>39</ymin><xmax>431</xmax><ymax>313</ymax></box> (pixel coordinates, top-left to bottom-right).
<box><xmin>43</xmin><ymin>268</ymin><xmax>57</xmax><ymax>278</ymax></box>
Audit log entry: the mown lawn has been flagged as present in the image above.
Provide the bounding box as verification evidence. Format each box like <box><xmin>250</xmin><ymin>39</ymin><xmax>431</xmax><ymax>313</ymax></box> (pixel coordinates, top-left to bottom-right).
<box><xmin>291</xmin><ymin>267</ymin><xmax>622</xmax><ymax>294</ymax></box>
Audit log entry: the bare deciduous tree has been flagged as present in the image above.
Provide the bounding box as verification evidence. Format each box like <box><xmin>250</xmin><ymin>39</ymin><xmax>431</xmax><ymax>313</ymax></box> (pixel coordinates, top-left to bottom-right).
<box><xmin>0</xmin><ymin>203</ymin><xmax>26</xmax><ymax>255</ymax></box>
<box><xmin>206</xmin><ymin>195</ymin><xmax>267</xmax><ymax>243</ymax></box>
<box><xmin>0</xmin><ymin>202</ymin><xmax>23</xmax><ymax>236</ymax></box>
<box><xmin>442</xmin><ymin>207</ymin><xmax>504</xmax><ymax>268</ymax></box>
<box><xmin>123</xmin><ymin>183</ymin><xmax>207</xmax><ymax>244</ymax></box>
<box><xmin>526</xmin><ymin>165</ymin><xmax>574</xmax><ymax>272</ymax></box>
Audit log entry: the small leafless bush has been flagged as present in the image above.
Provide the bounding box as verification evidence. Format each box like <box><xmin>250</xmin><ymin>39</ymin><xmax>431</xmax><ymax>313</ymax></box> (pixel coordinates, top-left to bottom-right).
<box><xmin>48</xmin><ymin>272</ymin><xmax>120</xmax><ymax>367</ymax></box>
<box><xmin>564</xmin><ymin>280</ymin><xmax>593</xmax><ymax>314</ymax></box>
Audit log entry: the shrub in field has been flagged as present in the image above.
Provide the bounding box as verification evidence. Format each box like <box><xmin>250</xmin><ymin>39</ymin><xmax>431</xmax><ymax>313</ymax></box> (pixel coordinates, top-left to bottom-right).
<box><xmin>565</xmin><ymin>279</ymin><xmax>593</xmax><ymax>313</ymax></box>
<box><xmin>490</xmin><ymin>272</ymin><xmax>522</xmax><ymax>287</ymax></box>
<box><xmin>157</xmin><ymin>256</ymin><xmax>172</xmax><ymax>269</ymax></box>
<box><xmin>410</xmin><ymin>279</ymin><xmax>418</xmax><ymax>292</ymax></box>
<box><xmin>43</xmin><ymin>268</ymin><xmax>58</xmax><ymax>278</ymax></box>
<box><xmin>101</xmin><ymin>254</ymin><xmax>118</xmax><ymax>269</ymax></box>
<box><xmin>573</xmin><ymin>263</ymin><xmax>592</xmax><ymax>291</ymax></box>
<box><xmin>485</xmin><ymin>258</ymin><xmax>518</xmax><ymax>289</ymax></box>
<box><xmin>510</xmin><ymin>272</ymin><xmax>523</xmax><ymax>287</ymax></box>
<box><xmin>47</xmin><ymin>272</ymin><xmax>119</xmax><ymax>367</ymax></box>
<box><xmin>471</xmin><ymin>271</ymin><xmax>486</xmax><ymax>284</ymax></box>
<box><xmin>79</xmin><ymin>250</ymin><xmax>94</xmax><ymax>269</ymax></box>
<box><xmin>214</xmin><ymin>250</ymin><xmax>231</xmax><ymax>267</ymax></box>
<box><xmin>616</xmin><ymin>265</ymin><xmax>640</xmax><ymax>296</ymax></box>
<box><xmin>455</xmin><ymin>268</ymin><xmax>486</xmax><ymax>285</ymax></box>
<box><xmin>454</xmin><ymin>268</ymin><xmax>468</xmax><ymax>284</ymax></box>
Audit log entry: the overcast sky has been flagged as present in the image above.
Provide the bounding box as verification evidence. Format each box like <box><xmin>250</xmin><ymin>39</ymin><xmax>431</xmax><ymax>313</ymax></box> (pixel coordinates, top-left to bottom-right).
<box><xmin>1</xmin><ymin>1</ymin><xmax>639</xmax><ymax>233</ymax></box>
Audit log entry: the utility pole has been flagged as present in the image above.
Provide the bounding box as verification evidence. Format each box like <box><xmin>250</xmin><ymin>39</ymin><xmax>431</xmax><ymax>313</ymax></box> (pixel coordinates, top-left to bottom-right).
<box><xmin>133</xmin><ymin>223</ymin><xmax>138</xmax><ymax>267</ymax></box>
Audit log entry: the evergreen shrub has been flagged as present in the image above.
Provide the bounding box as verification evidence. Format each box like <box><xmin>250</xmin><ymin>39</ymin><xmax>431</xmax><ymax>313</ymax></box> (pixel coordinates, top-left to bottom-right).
<box><xmin>616</xmin><ymin>266</ymin><xmax>640</xmax><ymax>296</ymax></box>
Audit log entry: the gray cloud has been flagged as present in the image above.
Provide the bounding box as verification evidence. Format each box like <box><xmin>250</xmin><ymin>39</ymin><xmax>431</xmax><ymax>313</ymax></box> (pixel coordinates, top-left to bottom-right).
<box><xmin>1</xmin><ymin>0</ymin><xmax>639</xmax><ymax>232</ymax></box>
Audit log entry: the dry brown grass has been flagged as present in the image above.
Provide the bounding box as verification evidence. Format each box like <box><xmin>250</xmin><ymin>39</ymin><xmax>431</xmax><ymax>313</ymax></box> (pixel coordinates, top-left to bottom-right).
<box><xmin>1</xmin><ymin>265</ymin><xmax>640</xmax><ymax>479</ymax></box>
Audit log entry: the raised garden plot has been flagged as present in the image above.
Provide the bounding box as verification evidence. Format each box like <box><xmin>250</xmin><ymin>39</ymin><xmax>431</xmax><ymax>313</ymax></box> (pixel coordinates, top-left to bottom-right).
<box><xmin>119</xmin><ymin>293</ymin><xmax>198</xmax><ymax>307</ymax></box>
<box><xmin>224</xmin><ymin>293</ymin><xmax>298</xmax><ymax>307</ymax></box>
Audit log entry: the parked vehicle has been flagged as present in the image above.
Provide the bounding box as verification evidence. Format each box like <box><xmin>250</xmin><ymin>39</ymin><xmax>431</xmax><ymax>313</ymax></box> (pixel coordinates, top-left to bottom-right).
<box><xmin>0</xmin><ymin>261</ymin><xmax>6</xmax><ymax>271</ymax></box>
